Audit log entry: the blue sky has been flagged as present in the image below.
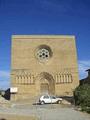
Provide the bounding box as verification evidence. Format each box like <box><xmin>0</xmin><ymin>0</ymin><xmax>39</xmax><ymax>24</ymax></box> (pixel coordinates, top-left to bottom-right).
<box><xmin>0</xmin><ymin>0</ymin><xmax>90</xmax><ymax>89</ymax></box>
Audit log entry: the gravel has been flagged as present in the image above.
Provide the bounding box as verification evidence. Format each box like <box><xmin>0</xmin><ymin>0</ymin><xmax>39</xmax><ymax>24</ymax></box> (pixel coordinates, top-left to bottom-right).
<box><xmin>0</xmin><ymin>104</ymin><xmax>90</xmax><ymax>120</ymax></box>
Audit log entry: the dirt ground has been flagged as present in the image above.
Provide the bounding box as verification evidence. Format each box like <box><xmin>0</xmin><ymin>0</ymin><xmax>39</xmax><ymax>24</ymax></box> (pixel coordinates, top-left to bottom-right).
<box><xmin>0</xmin><ymin>114</ymin><xmax>38</xmax><ymax>120</ymax></box>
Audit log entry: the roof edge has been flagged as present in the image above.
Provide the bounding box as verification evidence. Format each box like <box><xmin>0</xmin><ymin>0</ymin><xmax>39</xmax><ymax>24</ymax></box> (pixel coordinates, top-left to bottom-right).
<box><xmin>12</xmin><ymin>35</ymin><xmax>75</xmax><ymax>39</ymax></box>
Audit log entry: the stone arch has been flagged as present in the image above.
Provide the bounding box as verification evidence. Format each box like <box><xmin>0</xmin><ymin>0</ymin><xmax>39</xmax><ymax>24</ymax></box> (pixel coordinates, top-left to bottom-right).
<box><xmin>35</xmin><ymin>72</ymin><xmax>55</xmax><ymax>95</ymax></box>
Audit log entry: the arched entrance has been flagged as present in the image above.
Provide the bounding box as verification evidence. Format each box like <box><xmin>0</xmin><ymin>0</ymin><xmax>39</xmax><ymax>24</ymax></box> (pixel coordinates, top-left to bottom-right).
<box><xmin>35</xmin><ymin>72</ymin><xmax>55</xmax><ymax>95</ymax></box>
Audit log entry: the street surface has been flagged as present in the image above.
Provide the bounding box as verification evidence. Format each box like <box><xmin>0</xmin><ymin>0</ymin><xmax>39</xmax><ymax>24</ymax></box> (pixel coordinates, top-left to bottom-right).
<box><xmin>0</xmin><ymin>104</ymin><xmax>90</xmax><ymax>120</ymax></box>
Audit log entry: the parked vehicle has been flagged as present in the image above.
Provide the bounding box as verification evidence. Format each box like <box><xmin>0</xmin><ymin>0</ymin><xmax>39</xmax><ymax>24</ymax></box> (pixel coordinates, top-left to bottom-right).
<box><xmin>39</xmin><ymin>95</ymin><xmax>62</xmax><ymax>105</ymax></box>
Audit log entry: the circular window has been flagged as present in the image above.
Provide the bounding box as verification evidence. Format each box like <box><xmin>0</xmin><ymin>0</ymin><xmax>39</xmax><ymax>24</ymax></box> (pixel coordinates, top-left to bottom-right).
<box><xmin>35</xmin><ymin>45</ymin><xmax>52</xmax><ymax>62</ymax></box>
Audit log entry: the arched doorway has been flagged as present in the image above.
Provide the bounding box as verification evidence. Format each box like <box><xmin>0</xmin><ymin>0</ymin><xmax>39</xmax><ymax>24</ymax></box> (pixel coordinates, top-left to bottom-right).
<box><xmin>40</xmin><ymin>78</ymin><xmax>49</xmax><ymax>94</ymax></box>
<box><xmin>35</xmin><ymin>72</ymin><xmax>55</xmax><ymax>95</ymax></box>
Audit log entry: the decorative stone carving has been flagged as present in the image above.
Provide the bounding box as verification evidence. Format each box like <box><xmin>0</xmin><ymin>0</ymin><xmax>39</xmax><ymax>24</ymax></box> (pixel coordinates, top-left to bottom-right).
<box><xmin>12</xmin><ymin>69</ymin><xmax>35</xmax><ymax>84</ymax></box>
<box><xmin>55</xmin><ymin>73</ymin><xmax>73</xmax><ymax>84</ymax></box>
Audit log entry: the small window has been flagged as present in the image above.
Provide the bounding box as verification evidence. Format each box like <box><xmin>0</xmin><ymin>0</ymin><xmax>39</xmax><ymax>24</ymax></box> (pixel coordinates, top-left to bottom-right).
<box><xmin>43</xmin><ymin>95</ymin><xmax>49</xmax><ymax>99</ymax></box>
<box><xmin>50</xmin><ymin>96</ymin><xmax>56</xmax><ymax>99</ymax></box>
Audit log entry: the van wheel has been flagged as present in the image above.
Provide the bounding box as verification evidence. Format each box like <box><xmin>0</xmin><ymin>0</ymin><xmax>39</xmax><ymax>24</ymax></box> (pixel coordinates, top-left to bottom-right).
<box><xmin>57</xmin><ymin>100</ymin><xmax>61</xmax><ymax>104</ymax></box>
<box><xmin>41</xmin><ymin>101</ymin><xmax>45</xmax><ymax>105</ymax></box>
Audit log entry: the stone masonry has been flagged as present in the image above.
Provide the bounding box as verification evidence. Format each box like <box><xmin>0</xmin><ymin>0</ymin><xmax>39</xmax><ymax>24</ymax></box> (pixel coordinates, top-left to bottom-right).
<box><xmin>11</xmin><ymin>35</ymin><xmax>79</xmax><ymax>100</ymax></box>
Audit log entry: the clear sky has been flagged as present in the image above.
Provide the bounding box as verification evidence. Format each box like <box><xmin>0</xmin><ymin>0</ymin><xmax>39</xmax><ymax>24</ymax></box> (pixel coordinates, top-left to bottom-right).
<box><xmin>0</xmin><ymin>0</ymin><xmax>90</xmax><ymax>89</ymax></box>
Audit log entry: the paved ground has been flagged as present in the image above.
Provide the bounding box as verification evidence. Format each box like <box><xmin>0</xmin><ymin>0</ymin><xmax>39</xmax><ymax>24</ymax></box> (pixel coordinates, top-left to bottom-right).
<box><xmin>0</xmin><ymin>104</ymin><xmax>90</xmax><ymax>120</ymax></box>
<box><xmin>0</xmin><ymin>114</ymin><xmax>36</xmax><ymax>120</ymax></box>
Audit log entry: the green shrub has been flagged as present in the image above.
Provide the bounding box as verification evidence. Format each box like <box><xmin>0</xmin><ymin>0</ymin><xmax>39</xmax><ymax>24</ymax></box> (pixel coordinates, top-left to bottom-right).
<box><xmin>74</xmin><ymin>84</ymin><xmax>90</xmax><ymax>113</ymax></box>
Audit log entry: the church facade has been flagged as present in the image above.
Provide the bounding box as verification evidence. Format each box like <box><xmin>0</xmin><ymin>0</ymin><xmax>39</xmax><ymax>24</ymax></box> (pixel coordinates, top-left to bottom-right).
<box><xmin>11</xmin><ymin>35</ymin><xmax>79</xmax><ymax>100</ymax></box>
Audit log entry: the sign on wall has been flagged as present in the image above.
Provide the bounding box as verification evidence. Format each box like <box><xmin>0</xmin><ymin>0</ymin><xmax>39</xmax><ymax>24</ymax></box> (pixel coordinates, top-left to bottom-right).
<box><xmin>10</xmin><ymin>87</ymin><xmax>18</xmax><ymax>93</ymax></box>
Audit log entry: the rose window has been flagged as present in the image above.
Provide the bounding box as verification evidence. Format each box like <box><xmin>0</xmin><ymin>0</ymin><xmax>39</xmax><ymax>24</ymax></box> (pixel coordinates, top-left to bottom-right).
<box><xmin>35</xmin><ymin>45</ymin><xmax>52</xmax><ymax>62</ymax></box>
<box><xmin>37</xmin><ymin>48</ymin><xmax>50</xmax><ymax>60</ymax></box>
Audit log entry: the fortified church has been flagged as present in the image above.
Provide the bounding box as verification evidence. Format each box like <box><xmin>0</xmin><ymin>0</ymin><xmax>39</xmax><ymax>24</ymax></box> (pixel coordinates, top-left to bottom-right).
<box><xmin>11</xmin><ymin>35</ymin><xmax>79</xmax><ymax>100</ymax></box>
